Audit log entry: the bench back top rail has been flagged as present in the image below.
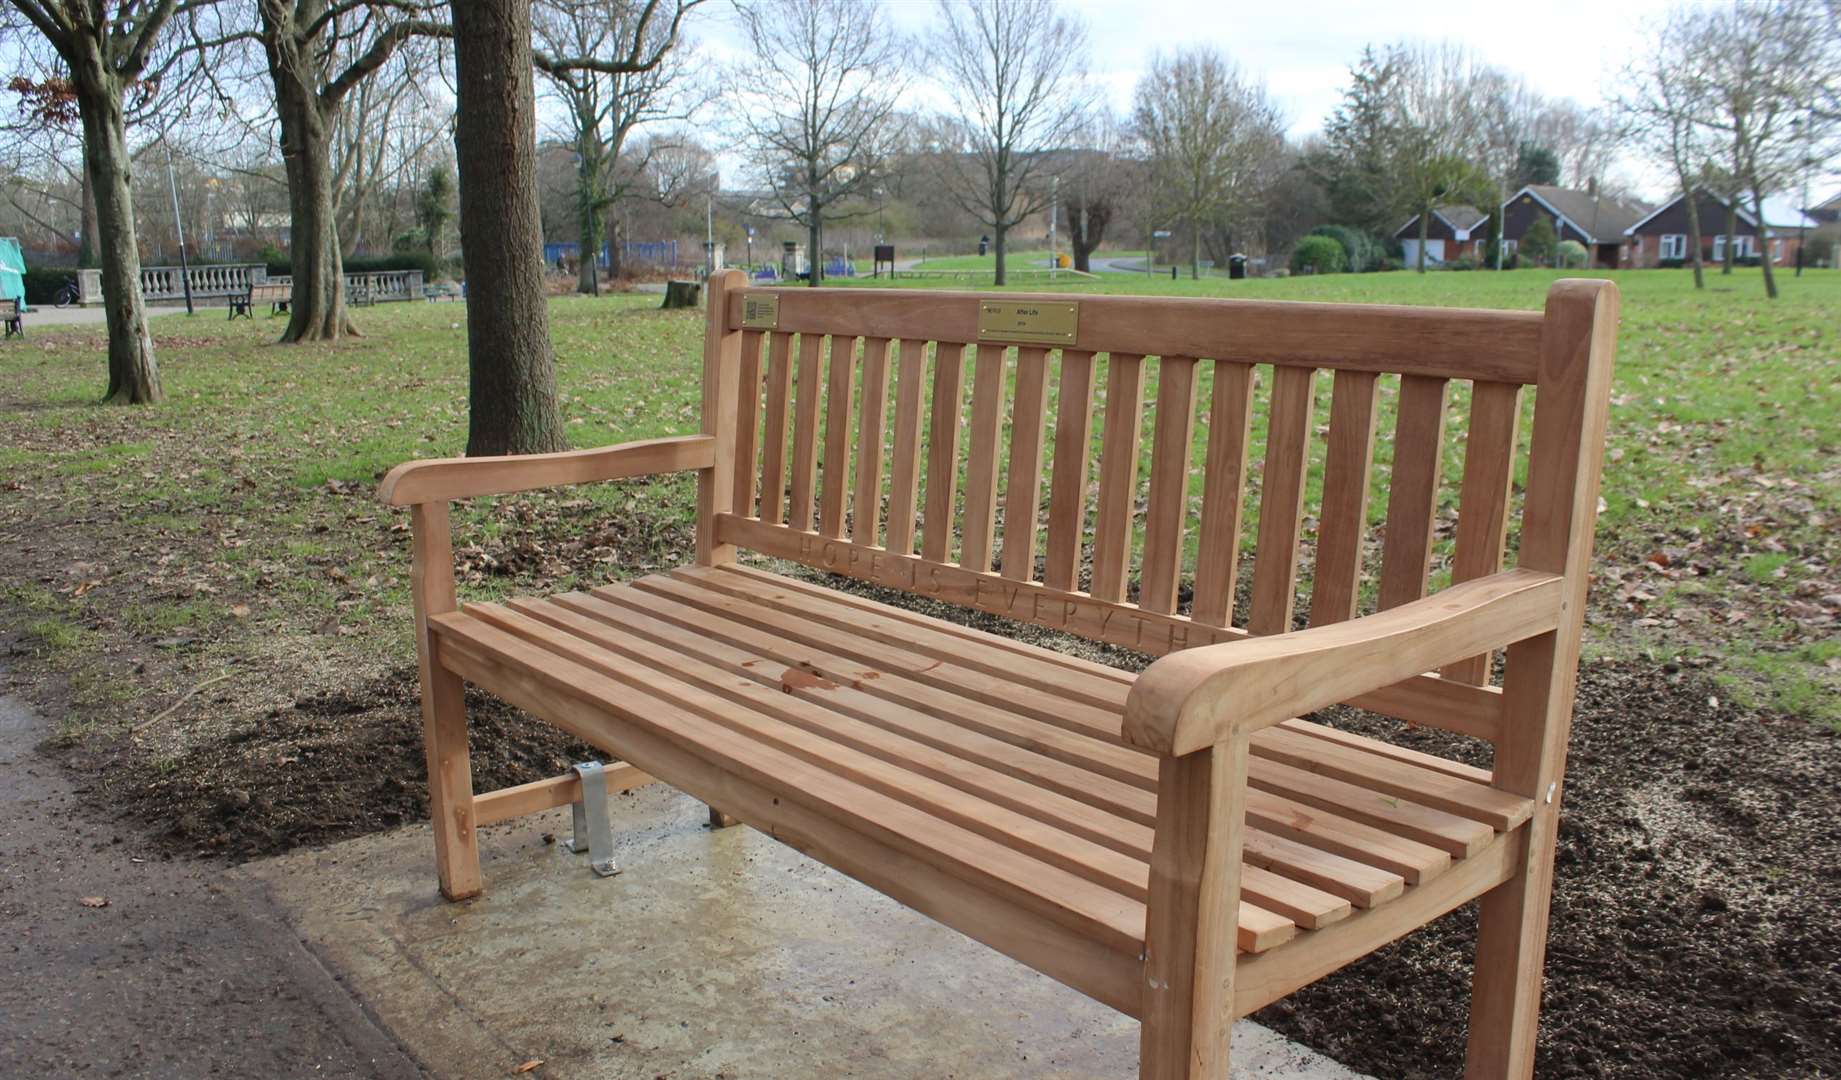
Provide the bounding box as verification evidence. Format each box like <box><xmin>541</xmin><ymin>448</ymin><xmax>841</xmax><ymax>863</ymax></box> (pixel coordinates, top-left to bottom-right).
<box><xmin>701</xmin><ymin>275</ymin><xmax>1615</xmax><ymax>741</ymax></box>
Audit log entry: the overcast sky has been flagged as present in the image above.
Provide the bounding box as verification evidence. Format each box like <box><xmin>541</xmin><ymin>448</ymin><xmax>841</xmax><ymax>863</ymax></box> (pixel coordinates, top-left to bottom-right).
<box><xmin>697</xmin><ymin>0</ymin><xmax>1685</xmax><ymax>196</ymax></box>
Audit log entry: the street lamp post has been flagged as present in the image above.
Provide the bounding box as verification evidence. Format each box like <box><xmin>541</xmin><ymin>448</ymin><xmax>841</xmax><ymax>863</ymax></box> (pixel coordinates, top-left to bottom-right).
<box><xmin>165</xmin><ymin>147</ymin><xmax>194</xmax><ymax>316</ymax></box>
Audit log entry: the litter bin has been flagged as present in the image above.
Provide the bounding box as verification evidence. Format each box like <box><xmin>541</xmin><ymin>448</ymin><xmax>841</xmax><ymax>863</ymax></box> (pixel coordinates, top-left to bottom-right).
<box><xmin>1228</xmin><ymin>254</ymin><xmax>1247</xmax><ymax>280</ymax></box>
<box><xmin>978</xmin><ymin>235</ymin><xmax>989</xmax><ymax>256</ymax></box>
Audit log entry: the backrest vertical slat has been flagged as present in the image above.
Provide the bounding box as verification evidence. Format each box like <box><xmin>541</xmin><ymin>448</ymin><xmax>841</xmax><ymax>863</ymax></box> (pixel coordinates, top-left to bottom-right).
<box><xmin>959</xmin><ymin>344</ymin><xmax>1011</xmax><ymax>573</ymax></box>
<box><xmin>787</xmin><ymin>333</ymin><xmax>826</xmax><ymax>531</ymax></box>
<box><xmin>756</xmin><ymin>332</ymin><xmax>795</xmax><ymax>525</ymax></box>
<box><xmin>1090</xmin><ymin>353</ymin><xmax>1148</xmax><ymax>604</ymax></box>
<box><xmin>1307</xmin><ymin>370</ymin><xmax>1382</xmax><ymax>626</ymax></box>
<box><xmin>884</xmin><ymin>339</ymin><xmax>929</xmax><ymax>555</ymax></box>
<box><xmin>730</xmin><ymin>330</ymin><xmax>766</xmax><ymax>517</ymax></box>
<box><xmin>1042</xmin><ymin>350</ymin><xmax>1097</xmax><ymax>592</ymax></box>
<box><xmin>818</xmin><ymin>335</ymin><xmax>860</xmax><ymax>537</ymax></box>
<box><xmin>1248</xmin><ymin>365</ymin><xmax>1318</xmax><ymax>635</ymax></box>
<box><xmin>921</xmin><ymin>343</ymin><xmax>969</xmax><ymax>564</ymax></box>
<box><xmin>1377</xmin><ymin>374</ymin><xmax>1452</xmax><ymax>610</ymax></box>
<box><xmin>1139</xmin><ymin>356</ymin><xmax>1201</xmax><ymax>615</ymax></box>
<box><xmin>1441</xmin><ymin>380</ymin><xmax>1524</xmax><ymax>683</ymax></box>
<box><xmin>1001</xmin><ymin>347</ymin><xmax>1053</xmax><ymax>581</ymax></box>
<box><xmin>1190</xmin><ymin>362</ymin><xmax>1256</xmax><ymax>627</ymax></box>
<box><xmin>850</xmin><ymin>338</ymin><xmax>893</xmax><ymax>546</ymax></box>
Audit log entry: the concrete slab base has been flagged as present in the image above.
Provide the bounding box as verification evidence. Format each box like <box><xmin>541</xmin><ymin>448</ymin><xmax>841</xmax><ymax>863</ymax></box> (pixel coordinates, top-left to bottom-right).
<box><xmin>247</xmin><ymin>784</ymin><xmax>1367</xmax><ymax>1079</ymax></box>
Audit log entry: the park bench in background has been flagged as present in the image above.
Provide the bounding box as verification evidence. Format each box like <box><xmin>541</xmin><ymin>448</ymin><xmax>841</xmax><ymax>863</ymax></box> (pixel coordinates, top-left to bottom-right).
<box><xmin>230</xmin><ymin>282</ymin><xmax>291</xmax><ymax>319</ymax></box>
<box><xmin>1</xmin><ymin>298</ymin><xmax>21</xmax><ymax>338</ymax></box>
<box><xmin>380</xmin><ymin>270</ymin><xmax>1618</xmax><ymax>1078</ymax></box>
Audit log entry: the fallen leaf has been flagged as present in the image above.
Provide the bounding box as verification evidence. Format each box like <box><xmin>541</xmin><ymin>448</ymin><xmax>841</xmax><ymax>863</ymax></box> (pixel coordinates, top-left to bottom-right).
<box><xmin>513</xmin><ymin>1060</ymin><xmax>544</xmax><ymax>1074</ymax></box>
<box><xmin>79</xmin><ymin>896</ymin><xmax>108</xmax><ymax>908</ymax></box>
<box><xmin>230</xmin><ymin>603</ymin><xmax>251</xmax><ymax>618</ymax></box>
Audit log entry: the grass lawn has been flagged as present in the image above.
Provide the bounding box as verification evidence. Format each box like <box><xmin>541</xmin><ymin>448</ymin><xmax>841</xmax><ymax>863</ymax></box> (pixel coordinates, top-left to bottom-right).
<box><xmin>0</xmin><ymin>267</ymin><xmax>1834</xmax><ymax>764</ymax></box>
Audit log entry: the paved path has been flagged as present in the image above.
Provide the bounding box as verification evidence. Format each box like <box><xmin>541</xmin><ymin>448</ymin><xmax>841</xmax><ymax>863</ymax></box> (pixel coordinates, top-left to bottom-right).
<box><xmin>253</xmin><ymin>785</ymin><xmax>1369</xmax><ymax>1080</ymax></box>
<box><xmin>18</xmin><ymin>305</ymin><xmax>193</xmax><ymax>327</ymax></box>
<box><xmin>0</xmin><ymin>666</ymin><xmax>425</xmax><ymax>1079</ymax></box>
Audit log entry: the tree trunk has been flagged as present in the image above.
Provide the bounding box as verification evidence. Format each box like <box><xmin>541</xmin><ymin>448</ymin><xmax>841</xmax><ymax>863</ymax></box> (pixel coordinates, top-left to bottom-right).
<box><xmin>74</xmin><ymin>60</ymin><xmax>160</xmax><ymax>405</ymax></box>
<box><xmin>606</xmin><ymin>211</ymin><xmax>623</xmax><ymax>280</ymax></box>
<box><xmin>79</xmin><ymin>167</ymin><xmax>99</xmax><ymax>269</ymax></box>
<box><xmin>267</xmin><ymin>22</ymin><xmax>355</xmax><ymax>343</ymax></box>
<box><xmin>660</xmin><ymin>280</ymin><xmax>700</xmax><ymax>308</ymax></box>
<box><xmin>1749</xmin><ymin>190</ymin><xmax>1779</xmax><ymax>300</ymax></box>
<box><xmin>1722</xmin><ymin>199</ymin><xmax>1736</xmax><ymax>275</ymax></box>
<box><xmin>1416</xmin><ymin>205</ymin><xmax>1430</xmax><ymax>273</ymax></box>
<box><xmin>806</xmin><ymin>211</ymin><xmax>821</xmax><ymax>287</ymax></box>
<box><xmin>454</xmin><ymin>0</ymin><xmax>568</xmax><ymax>457</ymax></box>
<box><xmin>574</xmin><ymin>108</ymin><xmax>604</xmax><ymax>296</ymax></box>
<box><xmin>1681</xmin><ymin>178</ymin><xmax>1705</xmax><ymax>289</ymax></box>
<box><xmin>1190</xmin><ymin>224</ymin><xmax>1201</xmax><ymax>281</ymax></box>
<box><xmin>993</xmin><ymin>223</ymin><xmax>1007</xmax><ymax>286</ymax></box>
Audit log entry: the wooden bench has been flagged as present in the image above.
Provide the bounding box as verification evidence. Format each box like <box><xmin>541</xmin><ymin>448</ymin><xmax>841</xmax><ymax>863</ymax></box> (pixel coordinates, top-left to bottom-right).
<box><xmin>230</xmin><ymin>282</ymin><xmax>291</xmax><ymax>319</ymax></box>
<box><xmin>380</xmin><ymin>271</ymin><xmax>1618</xmax><ymax>1078</ymax></box>
<box><xmin>1</xmin><ymin>298</ymin><xmax>21</xmax><ymax>338</ymax></box>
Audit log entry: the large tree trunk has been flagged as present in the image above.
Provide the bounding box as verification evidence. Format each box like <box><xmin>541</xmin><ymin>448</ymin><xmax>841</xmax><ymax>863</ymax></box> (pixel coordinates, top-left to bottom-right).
<box><xmin>454</xmin><ymin>0</ymin><xmax>568</xmax><ymax>457</ymax></box>
<box><xmin>1190</xmin><ymin>223</ymin><xmax>1201</xmax><ymax>280</ymax></box>
<box><xmin>993</xmin><ymin>223</ymin><xmax>1007</xmax><ymax>286</ymax></box>
<box><xmin>268</xmin><ymin>36</ymin><xmax>355</xmax><ymax>343</ymax></box>
<box><xmin>1416</xmin><ymin>205</ymin><xmax>1430</xmax><ymax>273</ymax></box>
<box><xmin>1749</xmin><ymin>190</ymin><xmax>1779</xmax><ymax>300</ymax></box>
<box><xmin>74</xmin><ymin>60</ymin><xmax>160</xmax><ymax>405</ymax></box>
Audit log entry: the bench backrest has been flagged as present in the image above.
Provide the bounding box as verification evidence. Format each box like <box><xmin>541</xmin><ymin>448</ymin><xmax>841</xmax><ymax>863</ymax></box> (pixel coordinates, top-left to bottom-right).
<box><xmin>0</xmin><ymin>298</ymin><xmax>17</xmax><ymax>318</ymax></box>
<box><xmin>251</xmin><ymin>284</ymin><xmax>289</xmax><ymax>300</ymax></box>
<box><xmin>695</xmin><ymin>270</ymin><xmax>1616</xmax><ymax>738</ymax></box>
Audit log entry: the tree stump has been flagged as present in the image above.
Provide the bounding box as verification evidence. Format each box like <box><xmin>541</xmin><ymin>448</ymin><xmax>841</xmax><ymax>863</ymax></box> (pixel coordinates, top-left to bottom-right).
<box><xmin>660</xmin><ymin>280</ymin><xmax>701</xmax><ymax>309</ymax></box>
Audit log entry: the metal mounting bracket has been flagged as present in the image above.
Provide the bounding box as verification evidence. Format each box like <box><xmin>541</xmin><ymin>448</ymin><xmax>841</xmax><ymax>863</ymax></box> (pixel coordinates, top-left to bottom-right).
<box><xmin>565</xmin><ymin>760</ymin><xmax>620</xmax><ymax>877</ymax></box>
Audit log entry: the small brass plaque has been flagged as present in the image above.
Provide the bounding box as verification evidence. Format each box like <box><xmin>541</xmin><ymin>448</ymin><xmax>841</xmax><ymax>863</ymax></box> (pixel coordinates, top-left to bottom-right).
<box><xmin>740</xmin><ymin>292</ymin><xmax>780</xmax><ymax>329</ymax></box>
<box><xmin>976</xmin><ymin>300</ymin><xmax>1078</xmax><ymax>345</ymax></box>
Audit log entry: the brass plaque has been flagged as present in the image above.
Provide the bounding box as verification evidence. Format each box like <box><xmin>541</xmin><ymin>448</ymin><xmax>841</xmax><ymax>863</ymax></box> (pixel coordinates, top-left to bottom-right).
<box><xmin>976</xmin><ymin>300</ymin><xmax>1079</xmax><ymax>346</ymax></box>
<box><xmin>740</xmin><ymin>292</ymin><xmax>780</xmax><ymax>329</ymax></box>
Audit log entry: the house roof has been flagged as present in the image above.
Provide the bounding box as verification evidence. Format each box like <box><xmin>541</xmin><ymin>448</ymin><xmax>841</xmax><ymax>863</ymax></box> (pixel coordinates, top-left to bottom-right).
<box><xmin>1514</xmin><ymin>185</ymin><xmax>1652</xmax><ymax>244</ymax></box>
<box><xmin>1393</xmin><ymin>204</ymin><xmax>1488</xmax><ymax>239</ymax></box>
<box><xmin>1624</xmin><ymin>188</ymin><xmax>1819</xmax><ymax>235</ymax></box>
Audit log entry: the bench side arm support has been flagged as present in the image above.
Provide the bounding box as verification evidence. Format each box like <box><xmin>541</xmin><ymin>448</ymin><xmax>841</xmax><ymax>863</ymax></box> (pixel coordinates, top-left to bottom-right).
<box><xmin>1122</xmin><ymin>567</ymin><xmax>1567</xmax><ymax>757</ymax></box>
<box><xmin>378</xmin><ymin>434</ymin><xmax>717</xmax><ymax>506</ymax></box>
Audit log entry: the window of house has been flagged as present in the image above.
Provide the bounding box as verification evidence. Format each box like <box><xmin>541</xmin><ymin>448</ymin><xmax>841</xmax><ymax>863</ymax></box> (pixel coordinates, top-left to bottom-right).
<box><xmin>1712</xmin><ymin>235</ymin><xmax>1756</xmax><ymax>261</ymax></box>
<box><xmin>1659</xmin><ymin>234</ymin><xmax>1686</xmax><ymax>260</ymax></box>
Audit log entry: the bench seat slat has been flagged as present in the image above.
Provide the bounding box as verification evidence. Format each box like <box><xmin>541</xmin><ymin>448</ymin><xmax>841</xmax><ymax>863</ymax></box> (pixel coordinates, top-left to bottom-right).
<box><xmin>680</xmin><ymin>566</ymin><xmax>1131</xmax><ymax>713</ymax></box>
<box><xmin>647</xmin><ymin>571</ymin><xmax>1131</xmax><ymax>743</ymax></box>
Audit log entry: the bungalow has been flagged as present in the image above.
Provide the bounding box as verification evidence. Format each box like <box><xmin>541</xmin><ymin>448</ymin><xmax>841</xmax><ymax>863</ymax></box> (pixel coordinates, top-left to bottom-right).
<box><xmin>1624</xmin><ymin>190</ymin><xmax>1819</xmax><ymax>268</ymax></box>
<box><xmin>1393</xmin><ymin>204</ymin><xmax>1487</xmax><ymax>267</ymax></box>
<box><xmin>1805</xmin><ymin>190</ymin><xmax>1841</xmax><ymax>224</ymax></box>
<box><xmin>1498</xmin><ymin>184</ymin><xmax>1652</xmax><ymax>268</ymax></box>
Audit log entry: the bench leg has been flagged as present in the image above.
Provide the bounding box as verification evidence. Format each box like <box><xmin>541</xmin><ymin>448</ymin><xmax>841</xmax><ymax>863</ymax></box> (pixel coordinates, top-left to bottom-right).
<box><xmin>707</xmin><ymin>806</ymin><xmax>739</xmax><ymax>828</ymax></box>
<box><xmin>1464</xmin><ymin>827</ymin><xmax>1553</xmax><ymax>1078</ymax></box>
<box><xmin>1140</xmin><ymin>743</ymin><xmax>1247</xmax><ymax>1080</ymax></box>
<box><xmin>421</xmin><ymin>651</ymin><xmax>482</xmax><ymax>901</ymax></box>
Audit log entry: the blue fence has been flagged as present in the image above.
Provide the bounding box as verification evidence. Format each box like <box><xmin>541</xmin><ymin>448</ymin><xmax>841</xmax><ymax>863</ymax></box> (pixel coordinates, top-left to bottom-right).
<box><xmin>541</xmin><ymin>240</ymin><xmax>682</xmax><ymax>269</ymax></box>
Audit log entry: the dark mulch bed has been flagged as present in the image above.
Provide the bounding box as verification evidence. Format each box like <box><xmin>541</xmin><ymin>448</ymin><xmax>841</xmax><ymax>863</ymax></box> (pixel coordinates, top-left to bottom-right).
<box><xmin>66</xmin><ymin>670</ymin><xmax>594</xmax><ymax>860</ymax></box>
<box><xmin>1256</xmin><ymin>657</ymin><xmax>1841</xmax><ymax>1078</ymax></box>
<box><xmin>61</xmin><ymin>653</ymin><xmax>1841</xmax><ymax>1078</ymax></box>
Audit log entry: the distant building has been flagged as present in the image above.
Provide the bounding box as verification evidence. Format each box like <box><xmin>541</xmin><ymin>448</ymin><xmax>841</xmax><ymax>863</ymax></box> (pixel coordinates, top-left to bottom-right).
<box><xmin>1392</xmin><ymin>205</ymin><xmax>1487</xmax><ymax>267</ymax></box>
<box><xmin>1497</xmin><ymin>184</ymin><xmax>1652</xmax><ymax>269</ymax></box>
<box><xmin>1624</xmin><ymin>190</ymin><xmax>1819</xmax><ymax>268</ymax></box>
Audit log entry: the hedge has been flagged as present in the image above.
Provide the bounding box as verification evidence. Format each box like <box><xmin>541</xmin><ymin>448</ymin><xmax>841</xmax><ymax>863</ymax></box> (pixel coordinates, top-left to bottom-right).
<box><xmin>1290</xmin><ymin>235</ymin><xmax>1347</xmax><ymax>275</ymax></box>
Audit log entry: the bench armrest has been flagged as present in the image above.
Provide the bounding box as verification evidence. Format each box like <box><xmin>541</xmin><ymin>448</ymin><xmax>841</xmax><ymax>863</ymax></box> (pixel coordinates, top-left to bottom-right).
<box><xmin>378</xmin><ymin>434</ymin><xmax>716</xmax><ymax>506</ymax></box>
<box><xmin>1122</xmin><ymin>568</ymin><xmax>1566</xmax><ymax>756</ymax></box>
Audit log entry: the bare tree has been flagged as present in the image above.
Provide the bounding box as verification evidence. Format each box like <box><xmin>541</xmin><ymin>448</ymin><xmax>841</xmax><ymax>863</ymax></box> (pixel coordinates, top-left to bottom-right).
<box><xmin>731</xmin><ymin>0</ymin><xmax>905</xmax><ymax>286</ymax></box>
<box><xmin>535</xmin><ymin>0</ymin><xmax>703</xmax><ymax>293</ymax></box>
<box><xmin>1132</xmin><ymin>48</ymin><xmax>1285</xmax><ymax>279</ymax></box>
<box><xmin>1</xmin><ymin>0</ymin><xmax>199</xmax><ymax>403</ymax></box>
<box><xmin>332</xmin><ymin>42</ymin><xmax>449</xmax><ymax>258</ymax></box>
<box><xmin>1699</xmin><ymin>0</ymin><xmax>1841</xmax><ymax>298</ymax></box>
<box><xmin>1390</xmin><ymin>43</ymin><xmax>1492</xmax><ymax>273</ymax></box>
<box><xmin>1614</xmin><ymin>7</ymin><xmax>1720</xmax><ymax>288</ymax></box>
<box><xmin>1057</xmin><ymin>113</ymin><xmax>1138</xmax><ymax>273</ymax></box>
<box><xmin>932</xmin><ymin>0</ymin><xmax>1092</xmax><ymax>285</ymax></box>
